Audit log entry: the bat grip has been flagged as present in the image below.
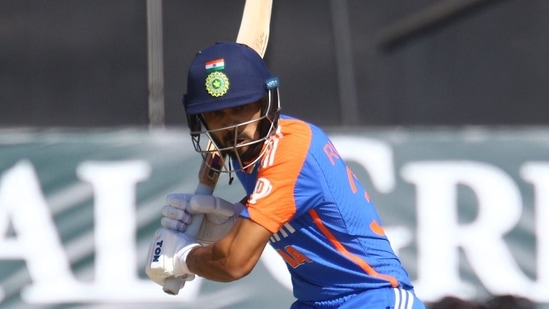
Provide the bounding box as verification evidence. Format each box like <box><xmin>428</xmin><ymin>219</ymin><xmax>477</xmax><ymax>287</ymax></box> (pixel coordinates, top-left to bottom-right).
<box><xmin>194</xmin><ymin>182</ymin><xmax>215</xmax><ymax>195</ymax></box>
<box><xmin>162</xmin><ymin>182</ymin><xmax>214</xmax><ymax>295</ymax></box>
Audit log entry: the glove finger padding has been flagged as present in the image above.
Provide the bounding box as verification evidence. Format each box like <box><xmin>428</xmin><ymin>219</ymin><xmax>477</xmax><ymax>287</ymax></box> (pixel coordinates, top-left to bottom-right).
<box><xmin>145</xmin><ymin>228</ymin><xmax>200</xmax><ymax>287</ymax></box>
<box><xmin>165</xmin><ymin>194</ymin><xmax>244</xmax><ymax>245</ymax></box>
<box><xmin>162</xmin><ymin>204</ymin><xmax>192</xmax><ymax>223</ymax></box>
<box><xmin>186</xmin><ymin>195</ymin><xmax>235</xmax><ymax>219</ymax></box>
<box><xmin>161</xmin><ymin>216</ymin><xmax>188</xmax><ymax>232</ymax></box>
<box><xmin>161</xmin><ymin>194</ymin><xmax>193</xmax><ymax>232</ymax></box>
<box><xmin>165</xmin><ymin>193</ymin><xmax>195</xmax><ymax>209</ymax></box>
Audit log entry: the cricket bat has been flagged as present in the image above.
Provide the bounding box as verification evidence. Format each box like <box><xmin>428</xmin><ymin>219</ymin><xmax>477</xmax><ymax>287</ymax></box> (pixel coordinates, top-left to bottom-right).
<box><xmin>162</xmin><ymin>0</ymin><xmax>273</xmax><ymax>295</ymax></box>
<box><xmin>162</xmin><ymin>144</ymin><xmax>223</xmax><ymax>295</ymax></box>
<box><xmin>236</xmin><ymin>0</ymin><xmax>273</xmax><ymax>58</ymax></box>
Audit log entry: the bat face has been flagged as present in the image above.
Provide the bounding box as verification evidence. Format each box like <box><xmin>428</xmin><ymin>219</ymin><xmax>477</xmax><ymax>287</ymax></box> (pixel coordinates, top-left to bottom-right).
<box><xmin>236</xmin><ymin>0</ymin><xmax>272</xmax><ymax>58</ymax></box>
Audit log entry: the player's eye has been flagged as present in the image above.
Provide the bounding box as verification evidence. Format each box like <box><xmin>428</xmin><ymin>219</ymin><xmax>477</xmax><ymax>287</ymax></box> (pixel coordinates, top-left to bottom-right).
<box><xmin>202</xmin><ymin>110</ymin><xmax>224</xmax><ymax>122</ymax></box>
<box><xmin>235</xmin><ymin>101</ymin><xmax>261</xmax><ymax>114</ymax></box>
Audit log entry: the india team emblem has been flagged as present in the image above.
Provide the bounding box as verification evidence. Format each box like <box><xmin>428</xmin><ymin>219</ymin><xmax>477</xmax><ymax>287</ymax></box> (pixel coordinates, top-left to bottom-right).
<box><xmin>205</xmin><ymin>71</ymin><xmax>230</xmax><ymax>97</ymax></box>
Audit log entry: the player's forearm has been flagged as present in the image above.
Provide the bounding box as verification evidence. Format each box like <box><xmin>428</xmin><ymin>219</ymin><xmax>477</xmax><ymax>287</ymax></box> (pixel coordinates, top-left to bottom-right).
<box><xmin>186</xmin><ymin>242</ymin><xmax>252</xmax><ymax>282</ymax></box>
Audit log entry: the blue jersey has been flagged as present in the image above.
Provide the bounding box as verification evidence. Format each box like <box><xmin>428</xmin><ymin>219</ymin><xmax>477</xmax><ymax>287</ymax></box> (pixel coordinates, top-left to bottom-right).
<box><xmin>236</xmin><ymin>115</ymin><xmax>414</xmax><ymax>302</ymax></box>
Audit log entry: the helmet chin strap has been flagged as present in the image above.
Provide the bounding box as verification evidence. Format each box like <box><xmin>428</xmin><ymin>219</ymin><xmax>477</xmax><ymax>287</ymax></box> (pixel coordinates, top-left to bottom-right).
<box><xmin>227</xmin><ymin>160</ymin><xmax>235</xmax><ymax>185</ymax></box>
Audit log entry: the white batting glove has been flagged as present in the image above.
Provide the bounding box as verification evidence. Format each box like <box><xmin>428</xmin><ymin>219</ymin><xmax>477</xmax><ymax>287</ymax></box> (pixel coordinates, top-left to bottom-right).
<box><xmin>162</xmin><ymin>193</ymin><xmax>244</xmax><ymax>245</ymax></box>
<box><xmin>145</xmin><ymin>228</ymin><xmax>201</xmax><ymax>287</ymax></box>
<box><xmin>161</xmin><ymin>195</ymin><xmax>193</xmax><ymax>232</ymax></box>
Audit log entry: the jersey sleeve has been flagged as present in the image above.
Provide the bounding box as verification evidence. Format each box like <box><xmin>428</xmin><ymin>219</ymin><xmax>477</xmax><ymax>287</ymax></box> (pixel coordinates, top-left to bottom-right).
<box><xmin>245</xmin><ymin>119</ymin><xmax>313</xmax><ymax>233</ymax></box>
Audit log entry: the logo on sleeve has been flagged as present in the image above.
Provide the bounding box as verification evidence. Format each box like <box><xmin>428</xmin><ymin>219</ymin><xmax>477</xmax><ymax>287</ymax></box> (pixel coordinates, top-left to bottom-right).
<box><xmin>249</xmin><ymin>177</ymin><xmax>272</xmax><ymax>204</ymax></box>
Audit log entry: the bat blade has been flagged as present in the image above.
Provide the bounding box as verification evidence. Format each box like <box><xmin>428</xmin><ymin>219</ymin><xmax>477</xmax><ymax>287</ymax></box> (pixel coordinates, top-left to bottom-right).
<box><xmin>236</xmin><ymin>0</ymin><xmax>273</xmax><ymax>58</ymax></box>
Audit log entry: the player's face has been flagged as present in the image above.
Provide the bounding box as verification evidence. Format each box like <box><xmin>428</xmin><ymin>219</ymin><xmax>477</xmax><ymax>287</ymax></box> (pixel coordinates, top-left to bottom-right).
<box><xmin>201</xmin><ymin>101</ymin><xmax>263</xmax><ymax>162</ymax></box>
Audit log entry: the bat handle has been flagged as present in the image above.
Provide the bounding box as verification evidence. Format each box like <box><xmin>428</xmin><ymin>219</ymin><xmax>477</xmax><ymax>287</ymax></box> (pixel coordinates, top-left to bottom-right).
<box><xmin>163</xmin><ymin>277</ymin><xmax>182</xmax><ymax>295</ymax></box>
<box><xmin>162</xmin><ymin>183</ymin><xmax>214</xmax><ymax>295</ymax></box>
<box><xmin>194</xmin><ymin>182</ymin><xmax>215</xmax><ymax>195</ymax></box>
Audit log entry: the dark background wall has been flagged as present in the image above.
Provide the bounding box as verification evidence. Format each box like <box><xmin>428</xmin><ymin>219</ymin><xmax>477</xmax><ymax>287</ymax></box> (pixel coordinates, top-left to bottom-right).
<box><xmin>1</xmin><ymin>0</ymin><xmax>548</xmax><ymax>127</ymax></box>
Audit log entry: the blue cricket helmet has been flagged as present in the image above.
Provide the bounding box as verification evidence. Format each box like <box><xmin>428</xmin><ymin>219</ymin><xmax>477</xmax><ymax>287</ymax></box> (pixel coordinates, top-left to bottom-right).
<box><xmin>182</xmin><ymin>42</ymin><xmax>278</xmax><ymax>116</ymax></box>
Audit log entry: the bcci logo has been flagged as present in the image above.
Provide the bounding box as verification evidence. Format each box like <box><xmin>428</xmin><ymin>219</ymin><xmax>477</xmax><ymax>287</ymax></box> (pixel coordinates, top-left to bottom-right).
<box><xmin>205</xmin><ymin>71</ymin><xmax>229</xmax><ymax>97</ymax></box>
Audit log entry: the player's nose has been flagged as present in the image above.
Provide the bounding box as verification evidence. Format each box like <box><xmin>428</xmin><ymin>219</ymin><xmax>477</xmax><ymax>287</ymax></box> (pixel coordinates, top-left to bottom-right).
<box><xmin>220</xmin><ymin>111</ymin><xmax>243</xmax><ymax>127</ymax></box>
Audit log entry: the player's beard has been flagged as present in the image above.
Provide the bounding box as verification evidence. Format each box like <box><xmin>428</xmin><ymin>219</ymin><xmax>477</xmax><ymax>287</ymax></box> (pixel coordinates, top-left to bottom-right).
<box><xmin>221</xmin><ymin>131</ymin><xmax>263</xmax><ymax>164</ymax></box>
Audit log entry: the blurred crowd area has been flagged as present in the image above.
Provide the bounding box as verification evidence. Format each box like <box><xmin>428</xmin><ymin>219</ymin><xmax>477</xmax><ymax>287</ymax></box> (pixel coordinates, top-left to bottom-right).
<box><xmin>1</xmin><ymin>1</ymin><xmax>548</xmax><ymax>127</ymax></box>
